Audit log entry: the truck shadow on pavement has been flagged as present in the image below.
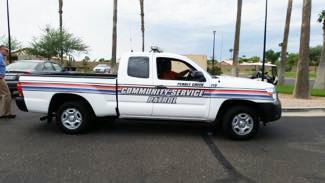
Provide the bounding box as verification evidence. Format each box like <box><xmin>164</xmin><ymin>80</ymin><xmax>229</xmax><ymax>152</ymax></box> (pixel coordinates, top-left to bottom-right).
<box><xmin>27</xmin><ymin>118</ymin><xmax>286</xmax><ymax>141</ymax></box>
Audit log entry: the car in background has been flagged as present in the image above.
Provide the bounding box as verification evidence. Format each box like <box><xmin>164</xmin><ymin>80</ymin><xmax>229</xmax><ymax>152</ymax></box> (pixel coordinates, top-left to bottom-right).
<box><xmin>93</xmin><ymin>64</ymin><xmax>111</xmax><ymax>73</ymax></box>
<box><xmin>5</xmin><ymin>60</ymin><xmax>63</xmax><ymax>94</ymax></box>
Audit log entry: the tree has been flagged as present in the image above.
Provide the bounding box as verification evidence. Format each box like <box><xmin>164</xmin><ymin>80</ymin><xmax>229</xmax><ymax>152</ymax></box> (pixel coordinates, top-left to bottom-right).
<box><xmin>111</xmin><ymin>0</ymin><xmax>118</xmax><ymax>74</ymax></box>
<box><xmin>229</xmin><ymin>48</ymin><xmax>233</xmax><ymax>59</ymax></box>
<box><xmin>265</xmin><ymin>49</ymin><xmax>280</xmax><ymax>76</ymax></box>
<box><xmin>293</xmin><ymin>0</ymin><xmax>312</xmax><ymax>99</ymax></box>
<box><xmin>84</xmin><ymin>56</ymin><xmax>90</xmax><ymax>61</ymax></box>
<box><xmin>239</xmin><ymin>57</ymin><xmax>249</xmax><ymax>63</ymax></box>
<box><xmin>279</xmin><ymin>0</ymin><xmax>293</xmax><ymax>85</ymax></box>
<box><xmin>249</xmin><ymin>56</ymin><xmax>260</xmax><ymax>63</ymax></box>
<box><xmin>313</xmin><ymin>10</ymin><xmax>325</xmax><ymax>89</ymax></box>
<box><xmin>0</xmin><ymin>34</ymin><xmax>22</xmax><ymax>50</ymax></box>
<box><xmin>265</xmin><ymin>49</ymin><xmax>280</xmax><ymax>64</ymax></box>
<box><xmin>28</xmin><ymin>26</ymin><xmax>88</xmax><ymax>62</ymax></box>
<box><xmin>287</xmin><ymin>53</ymin><xmax>299</xmax><ymax>70</ymax></box>
<box><xmin>81</xmin><ymin>56</ymin><xmax>90</xmax><ymax>73</ymax></box>
<box><xmin>232</xmin><ymin>0</ymin><xmax>242</xmax><ymax>77</ymax></box>
<box><xmin>309</xmin><ymin>45</ymin><xmax>322</xmax><ymax>66</ymax></box>
<box><xmin>140</xmin><ymin>0</ymin><xmax>145</xmax><ymax>52</ymax></box>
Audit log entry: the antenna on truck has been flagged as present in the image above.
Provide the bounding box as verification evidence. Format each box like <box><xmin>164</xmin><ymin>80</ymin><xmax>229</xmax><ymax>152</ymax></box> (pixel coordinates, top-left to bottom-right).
<box><xmin>150</xmin><ymin>46</ymin><xmax>163</xmax><ymax>53</ymax></box>
<box><xmin>129</xmin><ymin>22</ymin><xmax>134</xmax><ymax>52</ymax></box>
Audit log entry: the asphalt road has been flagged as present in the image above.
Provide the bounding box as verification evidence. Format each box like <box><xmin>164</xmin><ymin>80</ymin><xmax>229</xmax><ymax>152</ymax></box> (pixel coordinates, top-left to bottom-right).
<box><xmin>0</xmin><ymin>101</ymin><xmax>324</xmax><ymax>183</ymax></box>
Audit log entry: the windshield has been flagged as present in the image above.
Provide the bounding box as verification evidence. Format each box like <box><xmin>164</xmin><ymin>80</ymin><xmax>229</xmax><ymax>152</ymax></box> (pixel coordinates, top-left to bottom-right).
<box><xmin>6</xmin><ymin>61</ymin><xmax>39</xmax><ymax>71</ymax></box>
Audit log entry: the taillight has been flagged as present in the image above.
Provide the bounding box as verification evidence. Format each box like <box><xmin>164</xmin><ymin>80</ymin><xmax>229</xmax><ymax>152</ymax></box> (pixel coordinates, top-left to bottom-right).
<box><xmin>17</xmin><ymin>81</ymin><xmax>23</xmax><ymax>97</ymax></box>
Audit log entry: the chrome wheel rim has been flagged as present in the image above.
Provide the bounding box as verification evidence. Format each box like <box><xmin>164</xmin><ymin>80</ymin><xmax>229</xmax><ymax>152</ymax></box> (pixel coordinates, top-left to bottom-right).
<box><xmin>61</xmin><ymin>108</ymin><xmax>82</xmax><ymax>130</ymax></box>
<box><xmin>232</xmin><ymin>113</ymin><xmax>254</xmax><ymax>136</ymax></box>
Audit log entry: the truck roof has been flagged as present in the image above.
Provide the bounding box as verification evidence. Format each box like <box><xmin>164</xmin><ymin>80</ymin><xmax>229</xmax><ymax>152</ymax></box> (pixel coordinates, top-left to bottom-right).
<box><xmin>121</xmin><ymin>52</ymin><xmax>189</xmax><ymax>60</ymax></box>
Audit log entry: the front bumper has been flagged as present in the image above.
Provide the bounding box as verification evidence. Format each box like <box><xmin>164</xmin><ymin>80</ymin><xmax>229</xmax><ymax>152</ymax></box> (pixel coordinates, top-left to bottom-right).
<box><xmin>15</xmin><ymin>96</ymin><xmax>28</xmax><ymax>112</ymax></box>
<box><xmin>258</xmin><ymin>99</ymin><xmax>282</xmax><ymax>123</ymax></box>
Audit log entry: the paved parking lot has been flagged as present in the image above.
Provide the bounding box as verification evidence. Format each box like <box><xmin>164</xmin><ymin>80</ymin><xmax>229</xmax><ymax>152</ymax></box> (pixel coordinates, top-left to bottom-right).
<box><xmin>0</xmin><ymin>101</ymin><xmax>324</xmax><ymax>183</ymax></box>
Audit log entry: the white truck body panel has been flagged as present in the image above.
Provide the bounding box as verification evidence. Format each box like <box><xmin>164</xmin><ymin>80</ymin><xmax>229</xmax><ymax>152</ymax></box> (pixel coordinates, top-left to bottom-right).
<box><xmin>18</xmin><ymin>52</ymin><xmax>278</xmax><ymax>123</ymax></box>
<box><xmin>20</xmin><ymin>76</ymin><xmax>117</xmax><ymax>116</ymax></box>
<box><xmin>118</xmin><ymin>53</ymin><xmax>154</xmax><ymax>118</ymax></box>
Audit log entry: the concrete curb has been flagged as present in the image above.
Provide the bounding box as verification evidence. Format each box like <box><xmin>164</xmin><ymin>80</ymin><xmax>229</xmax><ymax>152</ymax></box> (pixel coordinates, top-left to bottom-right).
<box><xmin>282</xmin><ymin>107</ymin><xmax>325</xmax><ymax>117</ymax></box>
<box><xmin>282</xmin><ymin>107</ymin><xmax>325</xmax><ymax>112</ymax></box>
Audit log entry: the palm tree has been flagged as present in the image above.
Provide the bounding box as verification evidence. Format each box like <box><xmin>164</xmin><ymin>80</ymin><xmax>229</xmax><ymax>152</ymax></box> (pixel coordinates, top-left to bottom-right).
<box><xmin>140</xmin><ymin>0</ymin><xmax>145</xmax><ymax>52</ymax></box>
<box><xmin>279</xmin><ymin>0</ymin><xmax>293</xmax><ymax>85</ymax></box>
<box><xmin>293</xmin><ymin>0</ymin><xmax>312</xmax><ymax>99</ymax></box>
<box><xmin>59</xmin><ymin>0</ymin><xmax>63</xmax><ymax>64</ymax></box>
<box><xmin>232</xmin><ymin>0</ymin><xmax>242</xmax><ymax>77</ymax></box>
<box><xmin>111</xmin><ymin>0</ymin><xmax>118</xmax><ymax>74</ymax></box>
<box><xmin>313</xmin><ymin>10</ymin><xmax>325</xmax><ymax>89</ymax></box>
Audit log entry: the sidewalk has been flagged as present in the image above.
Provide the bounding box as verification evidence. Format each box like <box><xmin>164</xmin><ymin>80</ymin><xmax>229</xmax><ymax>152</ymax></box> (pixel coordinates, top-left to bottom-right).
<box><xmin>279</xmin><ymin>94</ymin><xmax>325</xmax><ymax>117</ymax></box>
<box><xmin>279</xmin><ymin>94</ymin><xmax>325</xmax><ymax>108</ymax></box>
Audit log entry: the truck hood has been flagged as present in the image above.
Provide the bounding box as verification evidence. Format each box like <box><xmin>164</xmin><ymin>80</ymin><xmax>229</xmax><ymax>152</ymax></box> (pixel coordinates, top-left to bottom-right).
<box><xmin>212</xmin><ymin>75</ymin><xmax>274</xmax><ymax>90</ymax></box>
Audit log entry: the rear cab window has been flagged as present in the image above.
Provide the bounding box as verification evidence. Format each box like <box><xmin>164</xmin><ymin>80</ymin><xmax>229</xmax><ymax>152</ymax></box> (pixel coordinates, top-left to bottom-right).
<box><xmin>127</xmin><ymin>57</ymin><xmax>149</xmax><ymax>78</ymax></box>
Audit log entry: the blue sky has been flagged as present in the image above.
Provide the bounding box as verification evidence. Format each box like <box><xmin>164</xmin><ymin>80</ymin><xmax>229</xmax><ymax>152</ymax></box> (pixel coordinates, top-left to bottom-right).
<box><xmin>0</xmin><ymin>0</ymin><xmax>324</xmax><ymax>61</ymax></box>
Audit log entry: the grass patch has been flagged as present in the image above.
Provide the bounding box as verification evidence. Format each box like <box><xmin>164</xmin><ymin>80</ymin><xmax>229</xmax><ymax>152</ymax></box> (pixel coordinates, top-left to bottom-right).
<box><xmin>277</xmin><ymin>85</ymin><xmax>294</xmax><ymax>94</ymax></box>
<box><xmin>277</xmin><ymin>85</ymin><xmax>325</xmax><ymax>97</ymax></box>
<box><xmin>311</xmin><ymin>88</ymin><xmax>325</xmax><ymax>97</ymax></box>
<box><xmin>285</xmin><ymin>71</ymin><xmax>317</xmax><ymax>80</ymax></box>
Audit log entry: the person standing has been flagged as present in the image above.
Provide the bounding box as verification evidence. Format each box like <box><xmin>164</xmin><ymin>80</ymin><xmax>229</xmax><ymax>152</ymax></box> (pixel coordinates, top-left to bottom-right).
<box><xmin>0</xmin><ymin>45</ymin><xmax>15</xmax><ymax>118</ymax></box>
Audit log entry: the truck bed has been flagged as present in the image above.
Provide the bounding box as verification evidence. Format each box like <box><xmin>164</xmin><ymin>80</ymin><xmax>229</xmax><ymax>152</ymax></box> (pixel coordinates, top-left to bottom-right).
<box><xmin>29</xmin><ymin>72</ymin><xmax>117</xmax><ymax>79</ymax></box>
<box><xmin>18</xmin><ymin>72</ymin><xmax>118</xmax><ymax>117</ymax></box>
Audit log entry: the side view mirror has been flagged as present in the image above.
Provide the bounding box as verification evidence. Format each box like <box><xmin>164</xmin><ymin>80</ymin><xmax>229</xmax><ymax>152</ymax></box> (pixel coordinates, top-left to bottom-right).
<box><xmin>192</xmin><ymin>71</ymin><xmax>206</xmax><ymax>82</ymax></box>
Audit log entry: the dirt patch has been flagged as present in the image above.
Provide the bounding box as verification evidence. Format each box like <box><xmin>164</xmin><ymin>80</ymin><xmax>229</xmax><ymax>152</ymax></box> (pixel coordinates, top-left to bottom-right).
<box><xmin>279</xmin><ymin>94</ymin><xmax>325</xmax><ymax>108</ymax></box>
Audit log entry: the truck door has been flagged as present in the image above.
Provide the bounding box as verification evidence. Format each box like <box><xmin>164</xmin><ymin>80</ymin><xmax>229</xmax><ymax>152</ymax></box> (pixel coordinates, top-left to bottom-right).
<box><xmin>118</xmin><ymin>55</ymin><xmax>154</xmax><ymax>118</ymax></box>
<box><xmin>152</xmin><ymin>56</ymin><xmax>210</xmax><ymax>120</ymax></box>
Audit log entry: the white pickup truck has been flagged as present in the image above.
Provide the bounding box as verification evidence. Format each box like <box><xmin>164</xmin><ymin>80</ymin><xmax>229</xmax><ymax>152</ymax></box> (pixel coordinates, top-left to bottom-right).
<box><xmin>16</xmin><ymin>51</ymin><xmax>281</xmax><ymax>139</ymax></box>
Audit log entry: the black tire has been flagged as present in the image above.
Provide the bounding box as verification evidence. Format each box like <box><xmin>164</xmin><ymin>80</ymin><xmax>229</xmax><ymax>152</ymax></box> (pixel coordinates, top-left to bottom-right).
<box><xmin>56</xmin><ymin>101</ymin><xmax>92</xmax><ymax>134</ymax></box>
<box><xmin>222</xmin><ymin>106</ymin><xmax>259</xmax><ymax>140</ymax></box>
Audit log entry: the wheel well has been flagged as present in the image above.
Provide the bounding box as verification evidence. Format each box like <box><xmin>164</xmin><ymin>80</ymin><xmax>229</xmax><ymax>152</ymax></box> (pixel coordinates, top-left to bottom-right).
<box><xmin>216</xmin><ymin>100</ymin><xmax>260</xmax><ymax>122</ymax></box>
<box><xmin>48</xmin><ymin>94</ymin><xmax>95</xmax><ymax>117</ymax></box>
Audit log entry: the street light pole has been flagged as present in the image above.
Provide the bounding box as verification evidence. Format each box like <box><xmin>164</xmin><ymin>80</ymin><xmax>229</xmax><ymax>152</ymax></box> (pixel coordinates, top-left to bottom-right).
<box><xmin>261</xmin><ymin>0</ymin><xmax>268</xmax><ymax>81</ymax></box>
<box><xmin>212</xmin><ymin>31</ymin><xmax>216</xmax><ymax>69</ymax></box>
<box><xmin>6</xmin><ymin>0</ymin><xmax>12</xmax><ymax>63</ymax></box>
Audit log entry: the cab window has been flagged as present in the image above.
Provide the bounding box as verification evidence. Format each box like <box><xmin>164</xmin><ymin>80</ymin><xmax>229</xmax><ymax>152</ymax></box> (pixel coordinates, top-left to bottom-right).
<box><xmin>156</xmin><ymin>57</ymin><xmax>196</xmax><ymax>81</ymax></box>
<box><xmin>128</xmin><ymin>57</ymin><xmax>149</xmax><ymax>78</ymax></box>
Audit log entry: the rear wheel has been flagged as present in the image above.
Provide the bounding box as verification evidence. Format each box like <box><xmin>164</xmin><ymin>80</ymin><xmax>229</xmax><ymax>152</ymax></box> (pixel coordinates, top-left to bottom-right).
<box><xmin>222</xmin><ymin>106</ymin><xmax>259</xmax><ymax>140</ymax></box>
<box><xmin>56</xmin><ymin>101</ymin><xmax>92</xmax><ymax>134</ymax></box>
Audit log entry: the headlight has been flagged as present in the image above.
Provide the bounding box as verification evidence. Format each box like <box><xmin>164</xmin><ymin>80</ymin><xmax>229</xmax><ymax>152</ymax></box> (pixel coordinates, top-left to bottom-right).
<box><xmin>266</xmin><ymin>87</ymin><xmax>277</xmax><ymax>100</ymax></box>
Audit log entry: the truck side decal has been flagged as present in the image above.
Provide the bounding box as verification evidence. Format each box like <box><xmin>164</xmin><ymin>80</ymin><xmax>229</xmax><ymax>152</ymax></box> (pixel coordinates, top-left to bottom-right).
<box><xmin>21</xmin><ymin>82</ymin><xmax>116</xmax><ymax>95</ymax></box>
<box><xmin>20</xmin><ymin>82</ymin><xmax>273</xmax><ymax>101</ymax></box>
<box><xmin>120</xmin><ymin>87</ymin><xmax>204</xmax><ymax>97</ymax></box>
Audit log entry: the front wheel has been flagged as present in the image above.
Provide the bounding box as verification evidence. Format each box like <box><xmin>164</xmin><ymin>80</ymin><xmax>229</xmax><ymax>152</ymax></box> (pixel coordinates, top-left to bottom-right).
<box><xmin>56</xmin><ymin>101</ymin><xmax>92</xmax><ymax>134</ymax></box>
<box><xmin>222</xmin><ymin>106</ymin><xmax>259</xmax><ymax>140</ymax></box>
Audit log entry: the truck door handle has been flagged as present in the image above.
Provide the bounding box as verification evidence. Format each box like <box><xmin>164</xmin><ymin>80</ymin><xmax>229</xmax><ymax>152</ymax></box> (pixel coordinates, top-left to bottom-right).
<box><xmin>155</xmin><ymin>85</ymin><xmax>167</xmax><ymax>89</ymax></box>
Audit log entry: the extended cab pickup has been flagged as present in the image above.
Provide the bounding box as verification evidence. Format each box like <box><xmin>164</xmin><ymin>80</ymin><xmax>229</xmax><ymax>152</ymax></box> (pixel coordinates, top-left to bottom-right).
<box><xmin>16</xmin><ymin>52</ymin><xmax>281</xmax><ymax>139</ymax></box>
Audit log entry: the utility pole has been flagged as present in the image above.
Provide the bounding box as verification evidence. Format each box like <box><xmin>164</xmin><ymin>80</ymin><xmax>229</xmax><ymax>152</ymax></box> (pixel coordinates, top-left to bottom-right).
<box><xmin>6</xmin><ymin>0</ymin><xmax>12</xmax><ymax>63</ymax></box>
<box><xmin>261</xmin><ymin>0</ymin><xmax>268</xmax><ymax>81</ymax></box>
<box><xmin>59</xmin><ymin>0</ymin><xmax>63</xmax><ymax>64</ymax></box>
<box><xmin>212</xmin><ymin>31</ymin><xmax>216</xmax><ymax>69</ymax></box>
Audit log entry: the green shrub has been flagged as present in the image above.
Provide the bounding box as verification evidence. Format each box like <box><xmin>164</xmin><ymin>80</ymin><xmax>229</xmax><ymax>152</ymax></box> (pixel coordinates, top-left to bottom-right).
<box><xmin>207</xmin><ymin>67</ymin><xmax>223</xmax><ymax>75</ymax></box>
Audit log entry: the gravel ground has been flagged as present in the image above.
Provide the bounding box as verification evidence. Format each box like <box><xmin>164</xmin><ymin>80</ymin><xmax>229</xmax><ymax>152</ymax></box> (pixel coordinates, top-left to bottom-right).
<box><xmin>279</xmin><ymin>94</ymin><xmax>325</xmax><ymax>108</ymax></box>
